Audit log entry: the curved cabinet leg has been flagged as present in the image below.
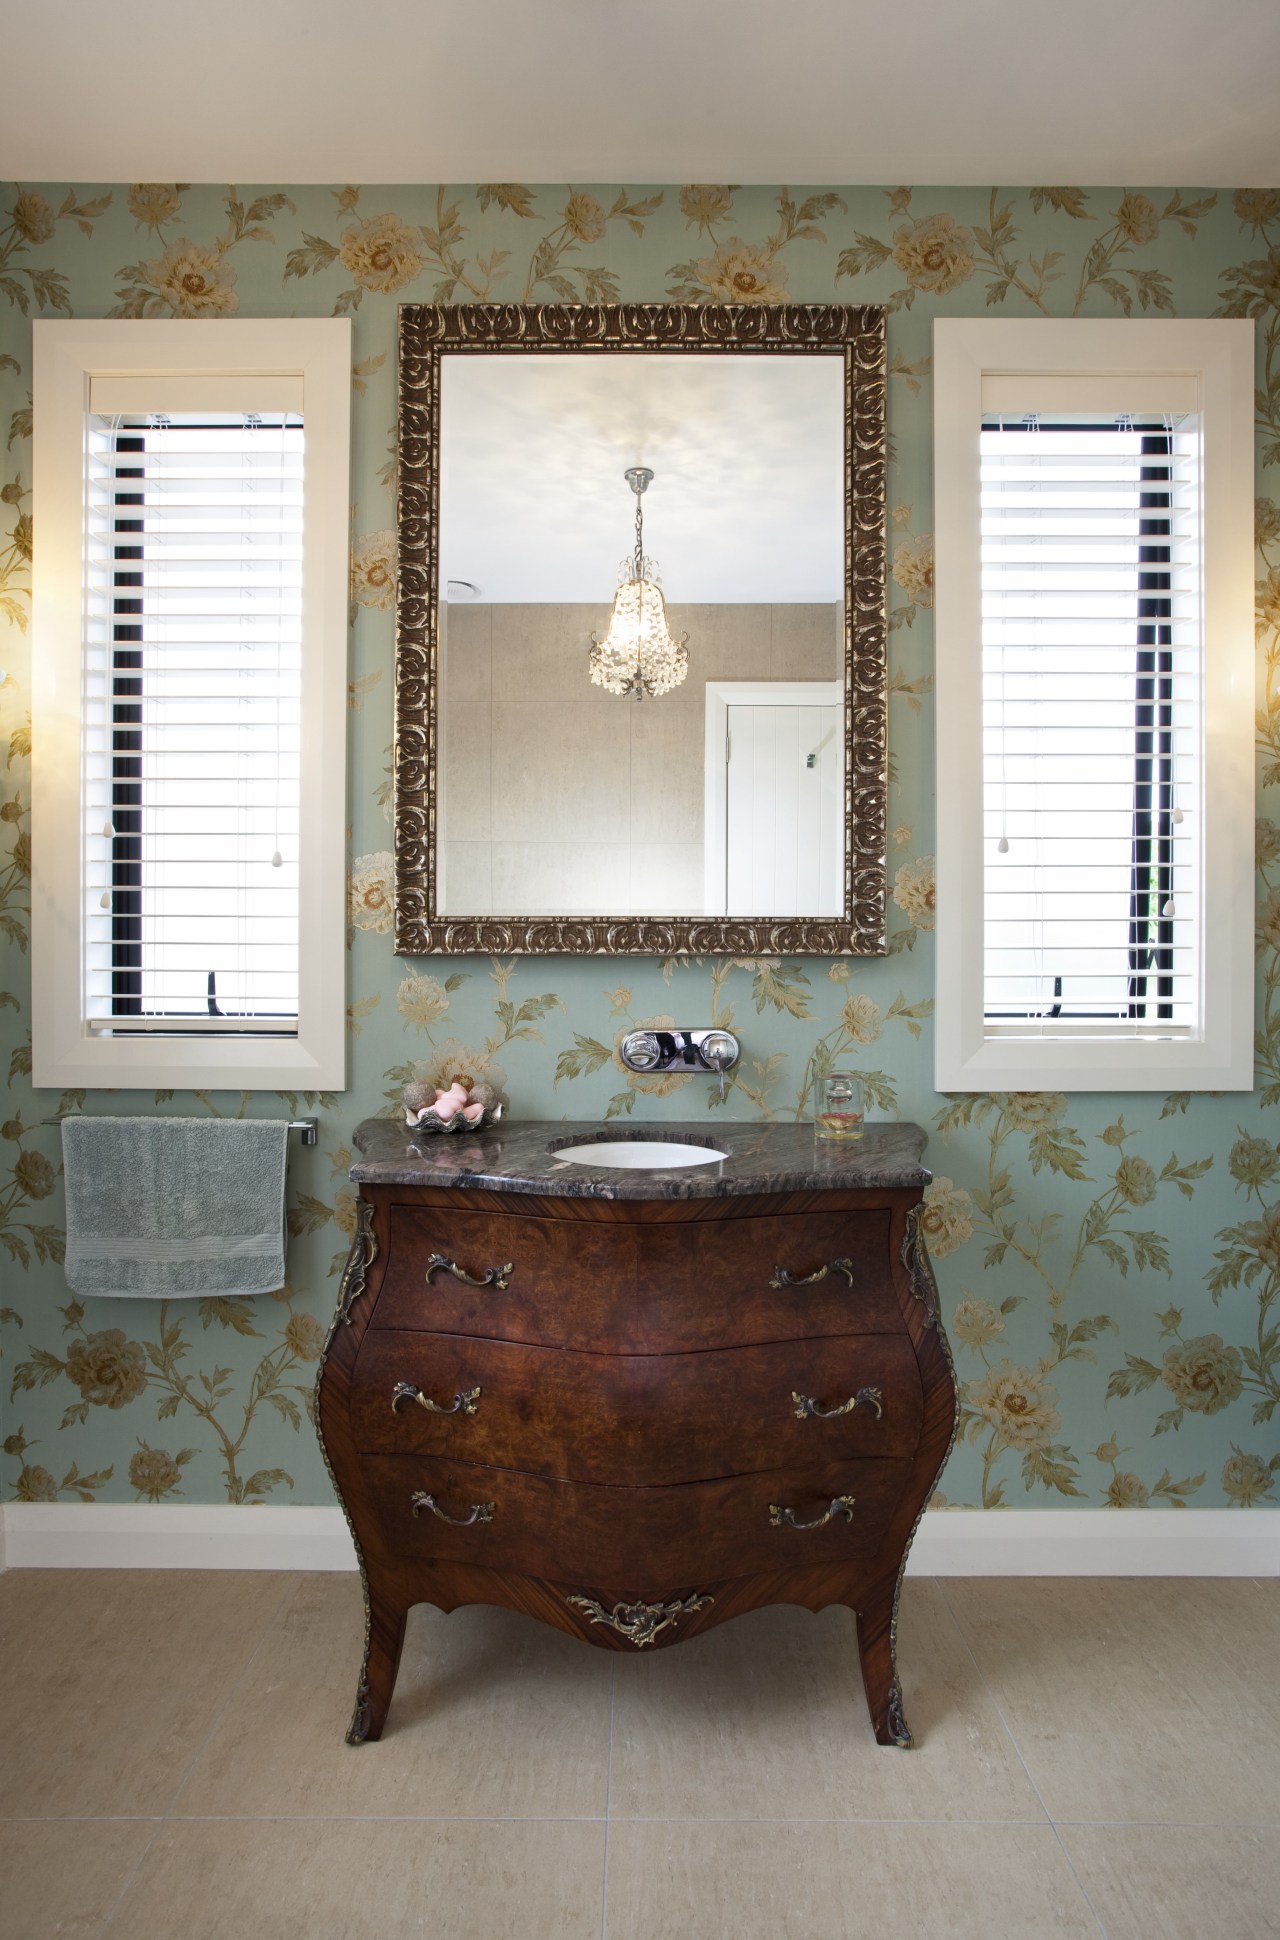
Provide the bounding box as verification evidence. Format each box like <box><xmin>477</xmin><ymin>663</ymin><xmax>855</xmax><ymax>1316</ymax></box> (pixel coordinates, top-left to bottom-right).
<box><xmin>348</xmin><ymin>1582</ymin><xmax>408</xmax><ymax>1745</ymax></box>
<box><xmin>855</xmin><ymin>1578</ymin><xmax>912</xmax><ymax>1749</ymax></box>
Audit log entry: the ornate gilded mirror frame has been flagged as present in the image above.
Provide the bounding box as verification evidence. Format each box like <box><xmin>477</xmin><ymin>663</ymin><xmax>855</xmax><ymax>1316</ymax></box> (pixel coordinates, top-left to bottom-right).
<box><xmin>394</xmin><ymin>302</ymin><xmax>887</xmax><ymax>955</ymax></box>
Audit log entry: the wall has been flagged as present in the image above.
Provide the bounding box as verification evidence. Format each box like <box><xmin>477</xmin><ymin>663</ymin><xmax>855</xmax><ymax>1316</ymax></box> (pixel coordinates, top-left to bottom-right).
<box><xmin>441</xmin><ymin>600</ymin><xmax>841</xmax><ymax>915</ymax></box>
<box><xmin>0</xmin><ymin>181</ymin><xmax>1276</xmax><ymax>1516</ymax></box>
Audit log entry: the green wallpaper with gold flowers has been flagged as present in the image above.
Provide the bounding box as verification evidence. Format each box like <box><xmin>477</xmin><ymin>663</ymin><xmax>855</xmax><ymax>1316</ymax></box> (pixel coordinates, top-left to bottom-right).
<box><xmin>1</xmin><ymin>180</ymin><xmax>1277</xmax><ymax>1514</ymax></box>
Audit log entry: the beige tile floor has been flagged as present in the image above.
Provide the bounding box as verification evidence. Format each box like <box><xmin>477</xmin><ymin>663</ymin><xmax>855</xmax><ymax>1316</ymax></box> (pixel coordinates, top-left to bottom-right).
<box><xmin>0</xmin><ymin>1571</ymin><xmax>1276</xmax><ymax>1940</ymax></box>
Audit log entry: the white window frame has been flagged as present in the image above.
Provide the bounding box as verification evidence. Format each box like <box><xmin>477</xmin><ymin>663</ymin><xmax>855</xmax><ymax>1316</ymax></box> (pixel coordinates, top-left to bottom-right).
<box><xmin>933</xmin><ymin>317</ymin><xmax>1255</xmax><ymax>1093</ymax></box>
<box><xmin>31</xmin><ymin>317</ymin><xmax>351</xmax><ymax>1091</ymax></box>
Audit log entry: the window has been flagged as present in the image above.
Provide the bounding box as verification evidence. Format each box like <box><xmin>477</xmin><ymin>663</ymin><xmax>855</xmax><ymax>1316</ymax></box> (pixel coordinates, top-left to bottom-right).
<box><xmin>933</xmin><ymin>318</ymin><xmax>1255</xmax><ymax>1092</ymax></box>
<box><xmin>32</xmin><ymin>319</ymin><xmax>351</xmax><ymax>1090</ymax></box>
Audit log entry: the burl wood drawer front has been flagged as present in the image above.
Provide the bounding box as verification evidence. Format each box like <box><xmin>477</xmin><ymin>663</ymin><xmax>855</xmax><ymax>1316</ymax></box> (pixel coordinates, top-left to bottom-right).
<box><xmin>350</xmin><ymin>1329</ymin><xmax>923</xmax><ymax>1483</ymax></box>
<box><xmin>366</xmin><ymin>1452</ymin><xmax>911</xmax><ymax>1586</ymax></box>
<box><xmin>372</xmin><ymin>1205</ymin><xmax>903</xmax><ymax>1350</ymax></box>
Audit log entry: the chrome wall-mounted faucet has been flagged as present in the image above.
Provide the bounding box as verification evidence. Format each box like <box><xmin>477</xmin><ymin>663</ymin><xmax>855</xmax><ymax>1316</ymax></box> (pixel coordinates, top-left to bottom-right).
<box><xmin>619</xmin><ymin>1027</ymin><xmax>741</xmax><ymax>1102</ymax></box>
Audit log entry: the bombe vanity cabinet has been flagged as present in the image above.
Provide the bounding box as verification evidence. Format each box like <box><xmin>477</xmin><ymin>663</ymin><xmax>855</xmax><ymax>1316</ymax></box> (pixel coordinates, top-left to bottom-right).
<box><xmin>316</xmin><ymin>1120</ymin><xmax>957</xmax><ymax>1749</ymax></box>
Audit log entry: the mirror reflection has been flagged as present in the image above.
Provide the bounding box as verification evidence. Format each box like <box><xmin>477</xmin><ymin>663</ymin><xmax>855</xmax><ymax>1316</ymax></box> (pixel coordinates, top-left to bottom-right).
<box><xmin>436</xmin><ymin>352</ymin><xmax>846</xmax><ymax>920</ymax></box>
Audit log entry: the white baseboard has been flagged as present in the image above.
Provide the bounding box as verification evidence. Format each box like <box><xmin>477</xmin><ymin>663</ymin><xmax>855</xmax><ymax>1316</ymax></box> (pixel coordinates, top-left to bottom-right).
<box><xmin>1</xmin><ymin>1503</ymin><xmax>1276</xmax><ymax>1576</ymax></box>
<box><xmin>0</xmin><ymin>1503</ymin><xmax>358</xmax><ymax>1572</ymax></box>
<box><xmin>907</xmin><ymin>1507</ymin><xmax>1279</xmax><ymax>1577</ymax></box>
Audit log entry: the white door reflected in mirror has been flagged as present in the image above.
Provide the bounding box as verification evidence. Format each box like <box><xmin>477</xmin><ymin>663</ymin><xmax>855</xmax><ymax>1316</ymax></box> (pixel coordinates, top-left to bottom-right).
<box><xmin>704</xmin><ymin>681</ymin><xmax>843</xmax><ymax>918</ymax></box>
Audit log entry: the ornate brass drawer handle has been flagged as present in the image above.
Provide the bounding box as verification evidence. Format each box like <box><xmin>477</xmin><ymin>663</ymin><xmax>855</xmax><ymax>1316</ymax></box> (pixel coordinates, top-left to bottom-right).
<box><xmin>791</xmin><ymin>1386</ymin><xmax>883</xmax><ymax>1421</ymax></box>
<box><xmin>770</xmin><ymin>1257</ymin><xmax>855</xmax><ymax>1289</ymax></box>
<box><xmin>566</xmin><ymin>1592</ymin><xmax>712</xmax><ymax>1648</ymax></box>
<box><xmin>410</xmin><ymin>1492</ymin><xmax>494</xmax><ymax>1527</ymax></box>
<box><xmin>769</xmin><ymin>1494</ymin><xmax>856</xmax><ymax>1531</ymax></box>
<box><xmin>392</xmin><ymin>1381</ymin><xmax>481</xmax><ymax>1418</ymax></box>
<box><xmin>424</xmin><ymin>1253</ymin><xmax>513</xmax><ymax>1291</ymax></box>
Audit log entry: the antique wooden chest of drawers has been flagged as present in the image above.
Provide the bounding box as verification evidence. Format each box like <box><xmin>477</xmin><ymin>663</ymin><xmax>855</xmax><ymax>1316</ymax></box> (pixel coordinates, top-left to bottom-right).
<box><xmin>316</xmin><ymin>1119</ymin><xmax>957</xmax><ymax>1748</ymax></box>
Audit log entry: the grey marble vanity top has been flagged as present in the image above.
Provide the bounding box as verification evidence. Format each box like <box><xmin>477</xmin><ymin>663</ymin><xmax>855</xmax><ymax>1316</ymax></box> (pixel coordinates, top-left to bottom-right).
<box><xmin>350</xmin><ymin>1116</ymin><xmax>930</xmax><ymax>1201</ymax></box>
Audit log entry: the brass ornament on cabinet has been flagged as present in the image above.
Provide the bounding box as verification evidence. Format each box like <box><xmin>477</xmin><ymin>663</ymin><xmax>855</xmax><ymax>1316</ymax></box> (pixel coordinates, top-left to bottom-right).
<box><xmin>424</xmin><ymin>1252</ymin><xmax>513</xmax><ymax>1290</ymax></box>
<box><xmin>791</xmin><ymin>1385</ymin><xmax>883</xmax><ymax>1420</ymax></box>
<box><xmin>884</xmin><ymin>1676</ymin><xmax>913</xmax><ymax>1751</ymax></box>
<box><xmin>565</xmin><ymin>1591</ymin><xmax>713</xmax><ymax>1648</ymax></box>
<box><xmin>768</xmin><ymin>1493</ymin><xmax>857</xmax><ymax>1530</ymax></box>
<box><xmin>410</xmin><ymin>1492</ymin><xmax>495</xmax><ymax>1527</ymax></box>
<box><xmin>770</xmin><ymin>1257</ymin><xmax>856</xmax><ymax>1289</ymax></box>
<box><xmin>346</xmin><ymin>1677</ymin><xmax>374</xmax><ymax>1748</ymax></box>
<box><xmin>391</xmin><ymin>1380</ymin><xmax>481</xmax><ymax>1417</ymax></box>
<box><xmin>337</xmin><ymin>1201</ymin><xmax>379</xmax><ymax>1324</ymax></box>
<box><xmin>900</xmin><ymin>1205</ymin><xmax>943</xmax><ymax>1329</ymax></box>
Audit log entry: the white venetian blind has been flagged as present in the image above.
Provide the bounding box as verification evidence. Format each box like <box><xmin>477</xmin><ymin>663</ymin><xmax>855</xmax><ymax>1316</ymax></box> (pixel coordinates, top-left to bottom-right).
<box><xmin>980</xmin><ymin>408</ymin><xmax>1203</xmax><ymax>1037</ymax></box>
<box><xmin>83</xmin><ymin>388</ymin><xmax>305</xmax><ymax>1033</ymax></box>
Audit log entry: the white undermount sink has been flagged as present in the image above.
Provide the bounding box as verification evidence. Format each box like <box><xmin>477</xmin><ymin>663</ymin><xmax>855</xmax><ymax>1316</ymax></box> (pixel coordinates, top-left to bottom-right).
<box><xmin>551</xmin><ymin>1139</ymin><xmax>728</xmax><ymax>1170</ymax></box>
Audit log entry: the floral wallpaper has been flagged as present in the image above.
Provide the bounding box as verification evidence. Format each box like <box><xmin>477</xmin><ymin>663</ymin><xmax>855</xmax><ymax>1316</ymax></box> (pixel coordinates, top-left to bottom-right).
<box><xmin>1</xmin><ymin>179</ymin><xmax>1277</xmax><ymax>1516</ymax></box>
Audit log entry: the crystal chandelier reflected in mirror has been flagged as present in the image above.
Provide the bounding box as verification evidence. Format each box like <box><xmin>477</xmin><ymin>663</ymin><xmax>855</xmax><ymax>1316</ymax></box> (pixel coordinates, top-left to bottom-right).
<box><xmin>589</xmin><ymin>466</ymin><xmax>689</xmax><ymax>699</ymax></box>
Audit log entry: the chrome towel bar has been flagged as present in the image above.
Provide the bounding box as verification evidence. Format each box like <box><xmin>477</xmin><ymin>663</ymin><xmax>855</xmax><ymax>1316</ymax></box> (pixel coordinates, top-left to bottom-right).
<box><xmin>44</xmin><ymin>1114</ymin><xmax>318</xmax><ymax>1147</ymax></box>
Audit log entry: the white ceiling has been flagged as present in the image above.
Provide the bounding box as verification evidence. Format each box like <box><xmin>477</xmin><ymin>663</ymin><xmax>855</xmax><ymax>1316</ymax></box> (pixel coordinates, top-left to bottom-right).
<box><xmin>440</xmin><ymin>355</ymin><xmax>844</xmax><ymax>602</ymax></box>
<box><xmin>3</xmin><ymin>0</ymin><xmax>1277</xmax><ymax>186</ymax></box>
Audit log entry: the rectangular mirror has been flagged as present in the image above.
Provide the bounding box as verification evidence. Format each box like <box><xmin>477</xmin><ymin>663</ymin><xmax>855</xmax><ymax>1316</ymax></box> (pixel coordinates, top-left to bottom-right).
<box><xmin>394</xmin><ymin>304</ymin><xmax>887</xmax><ymax>955</ymax></box>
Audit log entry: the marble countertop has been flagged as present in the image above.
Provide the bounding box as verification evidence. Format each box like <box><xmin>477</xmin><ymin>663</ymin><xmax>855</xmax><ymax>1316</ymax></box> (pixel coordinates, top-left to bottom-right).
<box><xmin>350</xmin><ymin>1116</ymin><xmax>930</xmax><ymax>1200</ymax></box>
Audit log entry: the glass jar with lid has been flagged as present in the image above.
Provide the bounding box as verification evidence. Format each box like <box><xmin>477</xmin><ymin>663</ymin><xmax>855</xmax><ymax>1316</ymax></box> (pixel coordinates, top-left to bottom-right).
<box><xmin>815</xmin><ymin>1071</ymin><xmax>865</xmax><ymax>1140</ymax></box>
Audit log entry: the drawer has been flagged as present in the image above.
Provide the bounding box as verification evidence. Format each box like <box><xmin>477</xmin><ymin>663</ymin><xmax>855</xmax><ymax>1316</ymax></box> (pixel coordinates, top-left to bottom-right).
<box><xmin>350</xmin><ymin>1329</ymin><xmax>923</xmax><ymax>1484</ymax></box>
<box><xmin>371</xmin><ymin>1204</ymin><xmax>904</xmax><ymax>1349</ymax></box>
<box><xmin>364</xmin><ymin>1451</ymin><xmax>911</xmax><ymax>1586</ymax></box>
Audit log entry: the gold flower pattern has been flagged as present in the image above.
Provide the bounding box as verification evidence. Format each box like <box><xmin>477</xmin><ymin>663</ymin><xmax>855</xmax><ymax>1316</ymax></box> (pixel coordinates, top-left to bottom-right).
<box><xmin>693</xmin><ymin>238</ymin><xmax>789</xmax><ymax>303</ymax></box>
<box><xmin>891</xmin><ymin>532</ymin><xmax>935</xmax><ymax>608</ymax></box>
<box><xmin>396</xmin><ymin>972</ymin><xmax>451</xmax><ymax>1033</ymax></box>
<box><xmin>138</xmin><ymin>241</ymin><xmax>238</xmax><ymax>316</ymax></box>
<box><xmin>65</xmin><ymin>1329</ymin><xmax>147</xmax><ymax>1410</ymax></box>
<box><xmin>2</xmin><ymin>176</ymin><xmax>1278</xmax><ymax>1513</ymax></box>
<box><xmin>891</xmin><ymin>854</ymin><xmax>936</xmax><ymax>931</ymax></box>
<box><xmin>126</xmin><ymin>183</ymin><xmax>185</xmax><ymax>234</ymax></box>
<box><xmin>11</xmin><ymin>192</ymin><xmax>55</xmax><ymax>246</ymax></box>
<box><xmin>970</xmin><ymin>1361</ymin><xmax>1062</xmax><ymax>1452</ymax></box>
<box><xmin>129</xmin><ymin>1441</ymin><xmax>190</xmax><ymax>1501</ymax></box>
<box><xmin>1160</xmin><ymin>1334</ymin><xmax>1245</xmax><ymax>1415</ymax></box>
<box><xmin>337</xmin><ymin>212</ymin><xmax>424</xmax><ymax>295</ymax></box>
<box><xmin>679</xmin><ymin>184</ymin><xmax>736</xmax><ymax>233</ymax></box>
<box><xmin>920</xmin><ymin>1176</ymin><xmax>976</xmax><ymax>1257</ymax></box>
<box><xmin>563</xmin><ymin>192</ymin><xmax>607</xmax><ymax>244</ymax></box>
<box><xmin>890</xmin><ymin>213</ymin><xmax>976</xmax><ymax>294</ymax></box>
<box><xmin>350</xmin><ymin>530</ymin><xmax>395</xmax><ymax>610</ymax></box>
<box><xmin>348</xmin><ymin>851</ymin><xmax>394</xmax><ymax>933</ymax></box>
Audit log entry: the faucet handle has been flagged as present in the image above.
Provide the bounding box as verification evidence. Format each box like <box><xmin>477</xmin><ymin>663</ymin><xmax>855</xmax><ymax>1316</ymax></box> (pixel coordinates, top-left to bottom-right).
<box><xmin>700</xmin><ymin>1029</ymin><xmax>739</xmax><ymax>1071</ymax></box>
<box><xmin>619</xmin><ymin>1030</ymin><xmax>664</xmax><ymax>1072</ymax></box>
<box><xmin>700</xmin><ymin>1030</ymin><xmax>740</xmax><ymax>1102</ymax></box>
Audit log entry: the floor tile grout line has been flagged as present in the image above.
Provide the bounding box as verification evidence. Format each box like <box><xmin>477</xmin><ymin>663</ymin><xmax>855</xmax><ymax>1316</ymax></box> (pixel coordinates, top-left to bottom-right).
<box><xmin>91</xmin><ymin>1571</ymin><xmax>298</xmax><ymax>1940</ymax></box>
<box><xmin>11</xmin><ymin>1809</ymin><xmax>1280</xmax><ymax>1828</ymax></box>
<box><xmin>0</xmin><ymin>1812</ymin><xmax>1122</xmax><ymax>1826</ymax></box>
<box><xmin>600</xmin><ymin>1660</ymin><xmax>615</xmax><ymax>1940</ymax></box>
<box><xmin>937</xmin><ymin>1581</ymin><xmax>1112</xmax><ymax>1940</ymax></box>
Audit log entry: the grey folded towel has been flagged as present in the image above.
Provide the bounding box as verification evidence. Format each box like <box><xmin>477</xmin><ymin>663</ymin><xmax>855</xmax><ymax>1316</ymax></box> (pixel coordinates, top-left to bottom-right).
<box><xmin>61</xmin><ymin>1116</ymin><xmax>290</xmax><ymax>1299</ymax></box>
